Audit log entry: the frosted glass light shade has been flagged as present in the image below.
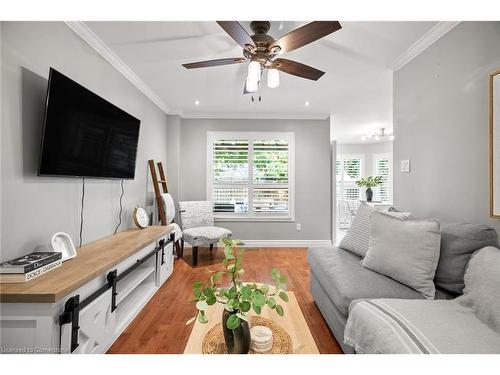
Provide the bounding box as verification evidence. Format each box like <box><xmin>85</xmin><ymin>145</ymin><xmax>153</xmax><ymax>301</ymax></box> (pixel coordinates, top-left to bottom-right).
<box><xmin>246</xmin><ymin>74</ymin><xmax>258</xmax><ymax>93</ymax></box>
<box><xmin>248</xmin><ymin>61</ymin><xmax>261</xmax><ymax>80</ymax></box>
<box><xmin>267</xmin><ymin>69</ymin><xmax>279</xmax><ymax>88</ymax></box>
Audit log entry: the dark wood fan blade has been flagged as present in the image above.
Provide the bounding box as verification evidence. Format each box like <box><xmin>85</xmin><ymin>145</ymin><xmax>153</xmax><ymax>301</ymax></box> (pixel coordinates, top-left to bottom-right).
<box><xmin>182</xmin><ymin>57</ymin><xmax>246</xmax><ymax>69</ymax></box>
<box><xmin>270</xmin><ymin>21</ymin><xmax>341</xmax><ymax>54</ymax></box>
<box><xmin>272</xmin><ymin>58</ymin><xmax>325</xmax><ymax>81</ymax></box>
<box><xmin>216</xmin><ymin>21</ymin><xmax>256</xmax><ymax>50</ymax></box>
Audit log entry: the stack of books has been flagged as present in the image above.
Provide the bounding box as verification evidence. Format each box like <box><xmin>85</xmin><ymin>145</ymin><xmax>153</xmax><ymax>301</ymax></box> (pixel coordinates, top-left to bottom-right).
<box><xmin>0</xmin><ymin>252</ymin><xmax>62</xmax><ymax>283</ymax></box>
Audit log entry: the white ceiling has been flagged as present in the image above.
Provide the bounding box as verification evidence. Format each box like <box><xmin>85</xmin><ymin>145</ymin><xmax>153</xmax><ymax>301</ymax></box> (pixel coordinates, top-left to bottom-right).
<box><xmin>85</xmin><ymin>21</ymin><xmax>438</xmax><ymax>143</ymax></box>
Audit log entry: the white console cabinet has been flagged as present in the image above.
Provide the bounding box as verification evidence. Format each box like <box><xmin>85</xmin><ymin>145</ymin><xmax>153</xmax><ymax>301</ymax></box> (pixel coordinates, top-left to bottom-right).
<box><xmin>0</xmin><ymin>227</ymin><xmax>174</xmax><ymax>354</ymax></box>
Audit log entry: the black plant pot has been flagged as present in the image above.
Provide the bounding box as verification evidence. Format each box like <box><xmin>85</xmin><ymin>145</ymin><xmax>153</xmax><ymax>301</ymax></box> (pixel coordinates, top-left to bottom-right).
<box><xmin>366</xmin><ymin>188</ymin><xmax>373</xmax><ymax>202</ymax></box>
<box><xmin>222</xmin><ymin>310</ymin><xmax>251</xmax><ymax>354</ymax></box>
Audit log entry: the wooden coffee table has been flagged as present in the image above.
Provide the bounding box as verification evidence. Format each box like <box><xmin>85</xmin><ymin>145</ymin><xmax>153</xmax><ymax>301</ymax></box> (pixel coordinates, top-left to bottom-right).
<box><xmin>184</xmin><ymin>291</ymin><xmax>319</xmax><ymax>354</ymax></box>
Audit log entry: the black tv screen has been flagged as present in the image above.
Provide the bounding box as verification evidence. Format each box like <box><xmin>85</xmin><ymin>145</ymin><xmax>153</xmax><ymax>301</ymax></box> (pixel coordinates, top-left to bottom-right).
<box><xmin>38</xmin><ymin>68</ymin><xmax>141</xmax><ymax>179</ymax></box>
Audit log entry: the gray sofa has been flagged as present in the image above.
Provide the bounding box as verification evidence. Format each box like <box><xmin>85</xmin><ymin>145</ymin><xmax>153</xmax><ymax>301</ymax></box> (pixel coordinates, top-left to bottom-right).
<box><xmin>308</xmin><ymin>223</ymin><xmax>498</xmax><ymax>353</ymax></box>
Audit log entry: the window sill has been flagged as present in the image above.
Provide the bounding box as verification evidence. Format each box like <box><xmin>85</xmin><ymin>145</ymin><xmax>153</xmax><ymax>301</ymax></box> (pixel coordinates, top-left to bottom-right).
<box><xmin>214</xmin><ymin>216</ymin><xmax>295</xmax><ymax>223</ymax></box>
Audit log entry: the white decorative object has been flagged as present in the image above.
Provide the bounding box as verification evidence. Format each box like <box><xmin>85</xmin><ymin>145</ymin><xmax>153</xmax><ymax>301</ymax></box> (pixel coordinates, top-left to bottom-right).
<box><xmin>250</xmin><ymin>325</ymin><xmax>273</xmax><ymax>353</ymax></box>
<box><xmin>400</xmin><ymin>160</ymin><xmax>411</xmax><ymax>173</ymax></box>
<box><xmin>133</xmin><ymin>206</ymin><xmax>149</xmax><ymax>229</ymax></box>
<box><xmin>51</xmin><ymin>232</ymin><xmax>77</xmax><ymax>261</ymax></box>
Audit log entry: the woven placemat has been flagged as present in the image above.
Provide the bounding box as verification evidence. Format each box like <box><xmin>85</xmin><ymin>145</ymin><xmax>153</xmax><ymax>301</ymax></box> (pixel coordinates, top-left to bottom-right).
<box><xmin>202</xmin><ymin>316</ymin><xmax>293</xmax><ymax>354</ymax></box>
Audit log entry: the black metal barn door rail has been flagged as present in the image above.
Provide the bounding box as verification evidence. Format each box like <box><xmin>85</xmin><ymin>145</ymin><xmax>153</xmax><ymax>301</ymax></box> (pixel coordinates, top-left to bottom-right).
<box><xmin>59</xmin><ymin>234</ymin><xmax>173</xmax><ymax>353</ymax></box>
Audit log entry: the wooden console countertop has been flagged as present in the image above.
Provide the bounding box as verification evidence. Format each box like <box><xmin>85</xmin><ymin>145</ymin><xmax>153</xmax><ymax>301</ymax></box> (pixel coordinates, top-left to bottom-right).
<box><xmin>0</xmin><ymin>226</ymin><xmax>172</xmax><ymax>303</ymax></box>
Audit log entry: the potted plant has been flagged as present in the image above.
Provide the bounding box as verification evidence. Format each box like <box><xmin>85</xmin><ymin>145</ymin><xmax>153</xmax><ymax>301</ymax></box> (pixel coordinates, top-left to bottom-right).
<box><xmin>186</xmin><ymin>237</ymin><xmax>289</xmax><ymax>354</ymax></box>
<box><xmin>356</xmin><ymin>176</ymin><xmax>383</xmax><ymax>202</ymax></box>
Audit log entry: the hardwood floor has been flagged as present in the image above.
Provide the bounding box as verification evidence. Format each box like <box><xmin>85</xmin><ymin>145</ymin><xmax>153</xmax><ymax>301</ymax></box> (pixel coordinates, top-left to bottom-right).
<box><xmin>107</xmin><ymin>247</ymin><xmax>343</xmax><ymax>354</ymax></box>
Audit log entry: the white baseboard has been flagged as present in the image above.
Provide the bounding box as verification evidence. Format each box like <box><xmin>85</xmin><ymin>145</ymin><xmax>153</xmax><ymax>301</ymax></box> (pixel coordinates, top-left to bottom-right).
<box><xmin>237</xmin><ymin>240</ymin><xmax>333</xmax><ymax>248</ymax></box>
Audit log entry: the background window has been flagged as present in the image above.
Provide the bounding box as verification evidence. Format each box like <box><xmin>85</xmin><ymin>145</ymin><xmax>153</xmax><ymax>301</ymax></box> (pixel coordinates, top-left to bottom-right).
<box><xmin>207</xmin><ymin>132</ymin><xmax>294</xmax><ymax>221</ymax></box>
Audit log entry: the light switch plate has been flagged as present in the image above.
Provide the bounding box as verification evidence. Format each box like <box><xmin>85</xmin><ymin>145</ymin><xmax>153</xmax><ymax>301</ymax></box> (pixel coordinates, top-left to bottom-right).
<box><xmin>401</xmin><ymin>160</ymin><xmax>411</xmax><ymax>173</ymax></box>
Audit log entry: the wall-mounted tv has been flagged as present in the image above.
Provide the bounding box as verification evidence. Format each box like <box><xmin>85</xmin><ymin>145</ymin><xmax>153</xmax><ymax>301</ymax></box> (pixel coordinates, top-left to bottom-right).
<box><xmin>38</xmin><ymin>68</ymin><xmax>141</xmax><ymax>179</ymax></box>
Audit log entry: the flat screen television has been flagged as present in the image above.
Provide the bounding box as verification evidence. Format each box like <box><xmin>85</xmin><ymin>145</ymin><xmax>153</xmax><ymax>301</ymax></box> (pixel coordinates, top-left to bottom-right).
<box><xmin>38</xmin><ymin>68</ymin><xmax>141</xmax><ymax>179</ymax></box>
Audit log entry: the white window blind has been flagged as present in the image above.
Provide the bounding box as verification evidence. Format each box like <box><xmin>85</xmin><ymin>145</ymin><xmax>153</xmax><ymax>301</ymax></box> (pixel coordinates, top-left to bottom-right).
<box><xmin>207</xmin><ymin>132</ymin><xmax>294</xmax><ymax>221</ymax></box>
<box><xmin>373</xmin><ymin>153</ymin><xmax>393</xmax><ymax>203</ymax></box>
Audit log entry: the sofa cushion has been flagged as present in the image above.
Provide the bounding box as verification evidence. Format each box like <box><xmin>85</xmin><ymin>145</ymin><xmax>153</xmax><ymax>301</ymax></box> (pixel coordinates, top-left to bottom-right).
<box><xmin>308</xmin><ymin>246</ymin><xmax>425</xmax><ymax>316</ymax></box>
<box><xmin>361</xmin><ymin>212</ymin><xmax>441</xmax><ymax>299</ymax></box>
<box><xmin>457</xmin><ymin>246</ymin><xmax>500</xmax><ymax>334</ymax></box>
<box><xmin>435</xmin><ymin>223</ymin><xmax>498</xmax><ymax>295</ymax></box>
<box><xmin>339</xmin><ymin>203</ymin><xmax>411</xmax><ymax>258</ymax></box>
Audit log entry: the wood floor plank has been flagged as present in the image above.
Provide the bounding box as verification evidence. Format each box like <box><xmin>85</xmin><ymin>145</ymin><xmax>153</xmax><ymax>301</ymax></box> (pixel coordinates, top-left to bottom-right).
<box><xmin>107</xmin><ymin>247</ymin><xmax>343</xmax><ymax>354</ymax></box>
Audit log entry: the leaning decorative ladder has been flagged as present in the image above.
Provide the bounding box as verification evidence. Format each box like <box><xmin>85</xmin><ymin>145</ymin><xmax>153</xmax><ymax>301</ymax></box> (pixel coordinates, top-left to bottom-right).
<box><xmin>147</xmin><ymin>159</ymin><xmax>182</xmax><ymax>259</ymax></box>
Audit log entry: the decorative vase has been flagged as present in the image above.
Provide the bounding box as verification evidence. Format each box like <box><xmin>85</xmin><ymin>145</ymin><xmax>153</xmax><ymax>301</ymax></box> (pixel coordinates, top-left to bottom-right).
<box><xmin>366</xmin><ymin>188</ymin><xmax>373</xmax><ymax>202</ymax></box>
<box><xmin>222</xmin><ymin>309</ymin><xmax>251</xmax><ymax>354</ymax></box>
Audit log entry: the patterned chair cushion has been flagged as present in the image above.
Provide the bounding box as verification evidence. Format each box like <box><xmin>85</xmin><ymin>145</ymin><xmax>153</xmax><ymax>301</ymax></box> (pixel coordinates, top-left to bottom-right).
<box><xmin>178</xmin><ymin>201</ymin><xmax>214</xmax><ymax>229</ymax></box>
<box><xmin>183</xmin><ymin>226</ymin><xmax>232</xmax><ymax>247</ymax></box>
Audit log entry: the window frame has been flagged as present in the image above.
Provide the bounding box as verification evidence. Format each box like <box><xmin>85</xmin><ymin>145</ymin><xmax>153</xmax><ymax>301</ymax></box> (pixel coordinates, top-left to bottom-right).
<box><xmin>207</xmin><ymin>131</ymin><xmax>295</xmax><ymax>222</ymax></box>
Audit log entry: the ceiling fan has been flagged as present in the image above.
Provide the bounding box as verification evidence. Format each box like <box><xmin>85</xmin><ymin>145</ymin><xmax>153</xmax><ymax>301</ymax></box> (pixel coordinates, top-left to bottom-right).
<box><xmin>182</xmin><ymin>21</ymin><xmax>342</xmax><ymax>94</ymax></box>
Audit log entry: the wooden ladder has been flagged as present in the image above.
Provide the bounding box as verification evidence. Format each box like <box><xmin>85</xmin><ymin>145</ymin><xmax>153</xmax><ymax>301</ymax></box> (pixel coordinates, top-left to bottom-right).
<box><xmin>148</xmin><ymin>159</ymin><xmax>182</xmax><ymax>258</ymax></box>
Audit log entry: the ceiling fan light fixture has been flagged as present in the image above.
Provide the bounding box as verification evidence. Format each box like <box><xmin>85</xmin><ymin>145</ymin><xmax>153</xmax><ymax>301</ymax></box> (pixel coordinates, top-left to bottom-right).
<box><xmin>247</xmin><ymin>60</ymin><xmax>261</xmax><ymax>80</ymax></box>
<box><xmin>246</xmin><ymin>74</ymin><xmax>258</xmax><ymax>93</ymax></box>
<box><xmin>267</xmin><ymin>69</ymin><xmax>280</xmax><ymax>89</ymax></box>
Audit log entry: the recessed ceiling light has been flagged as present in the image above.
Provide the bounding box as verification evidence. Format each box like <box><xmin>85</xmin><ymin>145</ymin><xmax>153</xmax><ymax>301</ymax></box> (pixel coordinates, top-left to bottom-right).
<box><xmin>195</xmin><ymin>100</ymin><xmax>200</xmax><ymax>106</ymax></box>
<box><xmin>305</xmin><ymin>101</ymin><xmax>310</xmax><ymax>106</ymax></box>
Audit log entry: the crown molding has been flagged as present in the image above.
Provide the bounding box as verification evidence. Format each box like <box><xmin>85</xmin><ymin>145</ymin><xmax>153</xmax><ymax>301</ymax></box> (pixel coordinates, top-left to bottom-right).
<box><xmin>391</xmin><ymin>21</ymin><xmax>460</xmax><ymax>71</ymax></box>
<box><xmin>180</xmin><ymin>112</ymin><xmax>330</xmax><ymax>120</ymax></box>
<box><xmin>65</xmin><ymin>21</ymin><xmax>170</xmax><ymax>114</ymax></box>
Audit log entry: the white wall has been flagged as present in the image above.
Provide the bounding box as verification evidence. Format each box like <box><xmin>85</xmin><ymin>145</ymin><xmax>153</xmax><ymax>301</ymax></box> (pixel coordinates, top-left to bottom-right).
<box><xmin>1</xmin><ymin>22</ymin><xmax>169</xmax><ymax>261</ymax></box>
<box><xmin>394</xmin><ymin>21</ymin><xmax>500</xmax><ymax>232</ymax></box>
<box><xmin>337</xmin><ymin>141</ymin><xmax>393</xmax><ymax>176</ymax></box>
<box><xmin>168</xmin><ymin>117</ymin><xmax>332</xmax><ymax>242</ymax></box>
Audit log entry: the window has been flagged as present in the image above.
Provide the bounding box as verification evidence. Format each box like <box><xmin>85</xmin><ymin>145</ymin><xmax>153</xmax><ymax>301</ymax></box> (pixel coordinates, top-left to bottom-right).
<box><xmin>207</xmin><ymin>132</ymin><xmax>294</xmax><ymax>221</ymax></box>
<box><xmin>336</xmin><ymin>154</ymin><xmax>364</xmax><ymax>229</ymax></box>
<box><xmin>373</xmin><ymin>152</ymin><xmax>393</xmax><ymax>203</ymax></box>
<box><xmin>336</xmin><ymin>154</ymin><xmax>364</xmax><ymax>202</ymax></box>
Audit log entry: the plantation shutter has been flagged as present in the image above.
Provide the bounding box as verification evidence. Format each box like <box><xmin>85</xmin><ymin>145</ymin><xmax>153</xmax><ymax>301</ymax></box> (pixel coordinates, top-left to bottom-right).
<box><xmin>208</xmin><ymin>133</ymin><xmax>294</xmax><ymax>219</ymax></box>
<box><xmin>212</xmin><ymin>140</ymin><xmax>249</xmax><ymax>212</ymax></box>
<box><xmin>252</xmin><ymin>139</ymin><xmax>289</xmax><ymax>213</ymax></box>
<box><xmin>374</xmin><ymin>156</ymin><xmax>391</xmax><ymax>203</ymax></box>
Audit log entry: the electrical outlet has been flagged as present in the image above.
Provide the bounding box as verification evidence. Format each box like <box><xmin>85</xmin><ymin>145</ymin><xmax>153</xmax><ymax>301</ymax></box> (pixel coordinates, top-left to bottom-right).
<box><xmin>296</xmin><ymin>223</ymin><xmax>302</xmax><ymax>231</ymax></box>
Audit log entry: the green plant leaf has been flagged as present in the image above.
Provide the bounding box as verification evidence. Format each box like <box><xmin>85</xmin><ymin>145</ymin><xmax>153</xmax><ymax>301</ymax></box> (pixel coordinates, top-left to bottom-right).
<box><xmin>206</xmin><ymin>297</ymin><xmax>217</xmax><ymax>305</ymax></box>
<box><xmin>193</xmin><ymin>289</ymin><xmax>202</xmax><ymax>299</ymax></box>
<box><xmin>240</xmin><ymin>285</ymin><xmax>252</xmax><ymax>300</ymax></box>
<box><xmin>278</xmin><ymin>275</ymin><xmax>288</xmax><ymax>284</ymax></box>
<box><xmin>193</xmin><ymin>281</ymin><xmax>203</xmax><ymax>289</ymax></box>
<box><xmin>196</xmin><ymin>300</ymin><xmax>208</xmax><ymax>311</ymax></box>
<box><xmin>252</xmin><ymin>303</ymin><xmax>262</xmax><ymax>315</ymax></box>
<box><xmin>203</xmin><ymin>288</ymin><xmax>215</xmax><ymax>298</ymax></box>
<box><xmin>259</xmin><ymin>285</ymin><xmax>269</xmax><ymax>294</ymax></box>
<box><xmin>266</xmin><ymin>297</ymin><xmax>276</xmax><ymax>308</ymax></box>
<box><xmin>278</xmin><ymin>291</ymin><xmax>289</xmax><ymax>302</ymax></box>
<box><xmin>276</xmin><ymin>304</ymin><xmax>284</xmax><ymax>317</ymax></box>
<box><xmin>224</xmin><ymin>246</ymin><xmax>234</xmax><ymax>260</ymax></box>
<box><xmin>271</xmin><ymin>268</ymin><xmax>280</xmax><ymax>281</ymax></box>
<box><xmin>226</xmin><ymin>314</ymin><xmax>241</xmax><ymax>330</ymax></box>
<box><xmin>239</xmin><ymin>301</ymin><xmax>251</xmax><ymax>312</ymax></box>
<box><xmin>252</xmin><ymin>290</ymin><xmax>266</xmax><ymax>307</ymax></box>
<box><xmin>228</xmin><ymin>286</ymin><xmax>238</xmax><ymax>299</ymax></box>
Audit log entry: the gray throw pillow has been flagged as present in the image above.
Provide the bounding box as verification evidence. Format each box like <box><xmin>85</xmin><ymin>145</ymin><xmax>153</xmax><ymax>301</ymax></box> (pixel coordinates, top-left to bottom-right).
<box><xmin>361</xmin><ymin>211</ymin><xmax>441</xmax><ymax>299</ymax></box>
<box><xmin>434</xmin><ymin>223</ymin><xmax>498</xmax><ymax>295</ymax></box>
<box><xmin>339</xmin><ymin>202</ymin><xmax>410</xmax><ymax>258</ymax></box>
<box><xmin>457</xmin><ymin>246</ymin><xmax>500</xmax><ymax>334</ymax></box>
